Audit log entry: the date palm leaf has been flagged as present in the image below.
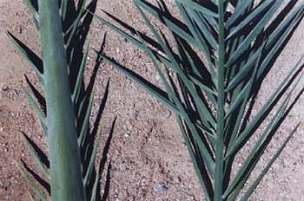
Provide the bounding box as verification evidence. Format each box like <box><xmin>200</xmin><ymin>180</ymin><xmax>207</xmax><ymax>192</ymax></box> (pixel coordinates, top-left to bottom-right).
<box><xmin>8</xmin><ymin>0</ymin><xmax>112</xmax><ymax>200</ymax></box>
<box><xmin>97</xmin><ymin>0</ymin><xmax>304</xmax><ymax>200</ymax></box>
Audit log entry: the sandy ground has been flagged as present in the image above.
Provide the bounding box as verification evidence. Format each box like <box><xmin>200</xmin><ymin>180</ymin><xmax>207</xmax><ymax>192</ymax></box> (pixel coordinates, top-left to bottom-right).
<box><xmin>1</xmin><ymin>1</ymin><xmax>304</xmax><ymax>200</ymax></box>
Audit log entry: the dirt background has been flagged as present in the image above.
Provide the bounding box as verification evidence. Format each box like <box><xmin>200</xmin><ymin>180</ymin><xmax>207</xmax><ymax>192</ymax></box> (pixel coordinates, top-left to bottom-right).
<box><xmin>1</xmin><ymin>0</ymin><xmax>304</xmax><ymax>200</ymax></box>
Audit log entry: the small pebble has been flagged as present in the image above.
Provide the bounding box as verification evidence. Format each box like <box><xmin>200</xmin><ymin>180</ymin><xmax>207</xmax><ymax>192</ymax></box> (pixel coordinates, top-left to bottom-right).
<box><xmin>153</xmin><ymin>183</ymin><xmax>168</xmax><ymax>193</ymax></box>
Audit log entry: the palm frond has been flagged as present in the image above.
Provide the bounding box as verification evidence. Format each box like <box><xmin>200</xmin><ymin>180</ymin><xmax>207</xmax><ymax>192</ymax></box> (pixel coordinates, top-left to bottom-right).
<box><xmin>97</xmin><ymin>0</ymin><xmax>304</xmax><ymax>200</ymax></box>
<box><xmin>10</xmin><ymin>0</ymin><xmax>112</xmax><ymax>200</ymax></box>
